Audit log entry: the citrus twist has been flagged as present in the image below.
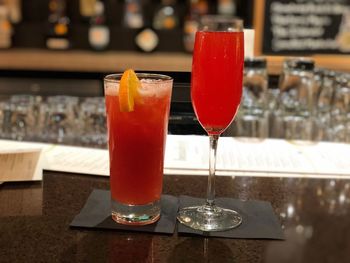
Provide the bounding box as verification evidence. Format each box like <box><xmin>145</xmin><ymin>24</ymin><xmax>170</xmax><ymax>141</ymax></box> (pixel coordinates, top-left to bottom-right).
<box><xmin>119</xmin><ymin>69</ymin><xmax>141</xmax><ymax>112</ymax></box>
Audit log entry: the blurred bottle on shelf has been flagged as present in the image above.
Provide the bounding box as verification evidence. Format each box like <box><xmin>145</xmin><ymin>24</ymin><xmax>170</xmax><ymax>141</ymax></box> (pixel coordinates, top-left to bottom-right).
<box><xmin>183</xmin><ymin>16</ymin><xmax>198</xmax><ymax>52</ymax></box>
<box><xmin>46</xmin><ymin>0</ymin><xmax>71</xmax><ymax>50</ymax></box>
<box><xmin>123</xmin><ymin>0</ymin><xmax>144</xmax><ymax>29</ymax></box>
<box><xmin>336</xmin><ymin>8</ymin><xmax>350</xmax><ymax>52</ymax></box>
<box><xmin>135</xmin><ymin>27</ymin><xmax>159</xmax><ymax>52</ymax></box>
<box><xmin>0</xmin><ymin>1</ymin><xmax>12</xmax><ymax>49</ymax></box>
<box><xmin>183</xmin><ymin>0</ymin><xmax>208</xmax><ymax>52</ymax></box>
<box><xmin>153</xmin><ymin>0</ymin><xmax>179</xmax><ymax>30</ymax></box>
<box><xmin>79</xmin><ymin>0</ymin><xmax>96</xmax><ymax>19</ymax></box>
<box><xmin>4</xmin><ymin>0</ymin><xmax>21</xmax><ymax>24</ymax></box>
<box><xmin>89</xmin><ymin>0</ymin><xmax>110</xmax><ymax>51</ymax></box>
<box><xmin>217</xmin><ymin>0</ymin><xmax>236</xmax><ymax>16</ymax></box>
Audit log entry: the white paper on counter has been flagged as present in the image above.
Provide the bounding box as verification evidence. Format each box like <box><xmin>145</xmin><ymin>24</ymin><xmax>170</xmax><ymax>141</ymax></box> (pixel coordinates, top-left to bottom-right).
<box><xmin>0</xmin><ymin>140</ymin><xmax>44</xmax><ymax>182</ymax></box>
<box><xmin>165</xmin><ymin>136</ymin><xmax>312</xmax><ymax>174</ymax></box>
<box><xmin>0</xmin><ymin>140</ymin><xmax>109</xmax><ymax>176</ymax></box>
<box><xmin>296</xmin><ymin>141</ymin><xmax>350</xmax><ymax>174</ymax></box>
<box><xmin>0</xmin><ymin>139</ymin><xmax>109</xmax><ymax>177</ymax></box>
<box><xmin>1</xmin><ymin>136</ymin><xmax>350</xmax><ymax>179</ymax></box>
<box><xmin>43</xmin><ymin>145</ymin><xmax>109</xmax><ymax>176</ymax></box>
<box><xmin>164</xmin><ymin>135</ymin><xmax>350</xmax><ymax>178</ymax></box>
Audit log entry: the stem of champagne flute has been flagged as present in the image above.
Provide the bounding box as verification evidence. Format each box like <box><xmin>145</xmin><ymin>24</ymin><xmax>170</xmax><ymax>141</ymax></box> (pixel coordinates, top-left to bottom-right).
<box><xmin>203</xmin><ymin>238</ymin><xmax>209</xmax><ymax>263</ymax></box>
<box><xmin>206</xmin><ymin>134</ymin><xmax>219</xmax><ymax>207</ymax></box>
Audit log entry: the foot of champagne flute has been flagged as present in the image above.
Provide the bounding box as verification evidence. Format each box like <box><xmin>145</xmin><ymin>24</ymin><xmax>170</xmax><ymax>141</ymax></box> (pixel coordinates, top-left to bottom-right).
<box><xmin>177</xmin><ymin>204</ymin><xmax>242</xmax><ymax>232</ymax></box>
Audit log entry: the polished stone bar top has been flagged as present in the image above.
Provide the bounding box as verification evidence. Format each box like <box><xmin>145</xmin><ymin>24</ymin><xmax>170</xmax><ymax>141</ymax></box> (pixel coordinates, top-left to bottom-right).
<box><xmin>1</xmin><ymin>172</ymin><xmax>350</xmax><ymax>262</ymax></box>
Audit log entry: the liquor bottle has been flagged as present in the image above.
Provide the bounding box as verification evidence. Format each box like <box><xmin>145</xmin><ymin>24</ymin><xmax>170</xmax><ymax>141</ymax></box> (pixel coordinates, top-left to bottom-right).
<box><xmin>183</xmin><ymin>0</ymin><xmax>208</xmax><ymax>52</ymax></box>
<box><xmin>0</xmin><ymin>2</ymin><xmax>12</xmax><ymax>49</ymax></box>
<box><xmin>89</xmin><ymin>0</ymin><xmax>110</xmax><ymax>50</ymax></box>
<box><xmin>80</xmin><ymin>0</ymin><xmax>96</xmax><ymax>18</ymax></box>
<box><xmin>190</xmin><ymin>0</ymin><xmax>208</xmax><ymax>16</ymax></box>
<box><xmin>46</xmin><ymin>0</ymin><xmax>70</xmax><ymax>50</ymax></box>
<box><xmin>5</xmin><ymin>0</ymin><xmax>21</xmax><ymax>24</ymax></box>
<box><xmin>217</xmin><ymin>0</ymin><xmax>236</xmax><ymax>16</ymax></box>
<box><xmin>135</xmin><ymin>27</ymin><xmax>159</xmax><ymax>52</ymax></box>
<box><xmin>123</xmin><ymin>0</ymin><xmax>144</xmax><ymax>29</ymax></box>
<box><xmin>336</xmin><ymin>9</ymin><xmax>350</xmax><ymax>52</ymax></box>
<box><xmin>153</xmin><ymin>0</ymin><xmax>179</xmax><ymax>30</ymax></box>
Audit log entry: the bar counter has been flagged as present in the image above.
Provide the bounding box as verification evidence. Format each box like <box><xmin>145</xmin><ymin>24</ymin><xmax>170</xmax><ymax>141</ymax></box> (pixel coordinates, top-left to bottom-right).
<box><xmin>1</xmin><ymin>171</ymin><xmax>350</xmax><ymax>262</ymax></box>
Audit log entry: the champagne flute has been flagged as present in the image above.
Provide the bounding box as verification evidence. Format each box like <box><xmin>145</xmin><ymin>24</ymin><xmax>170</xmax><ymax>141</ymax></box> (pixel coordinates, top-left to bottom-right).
<box><xmin>177</xmin><ymin>16</ymin><xmax>244</xmax><ymax>231</ymax></box>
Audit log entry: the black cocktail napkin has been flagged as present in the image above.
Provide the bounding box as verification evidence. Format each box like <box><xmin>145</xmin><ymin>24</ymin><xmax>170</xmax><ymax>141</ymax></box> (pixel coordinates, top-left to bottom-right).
<box><xmin>70</xmin><ymin>189</ymin><xmax>179</xmax><ymax>234</ymax></box>
<box><xmin>177</xmin><ymin>196</ymin><xmax>284</xmax><ymax>240</ymax></box>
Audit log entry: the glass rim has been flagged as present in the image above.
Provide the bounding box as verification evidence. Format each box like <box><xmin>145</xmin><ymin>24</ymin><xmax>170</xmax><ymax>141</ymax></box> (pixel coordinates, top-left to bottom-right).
<box><xmin>198</xmin><ymin>15</ymin><xmax>244</xmax><ymax>32</ymax></box>
<box><xmin>104</xmin><ymin>73</ymin><xmax>173</xmax><ymax>84</ymax></box>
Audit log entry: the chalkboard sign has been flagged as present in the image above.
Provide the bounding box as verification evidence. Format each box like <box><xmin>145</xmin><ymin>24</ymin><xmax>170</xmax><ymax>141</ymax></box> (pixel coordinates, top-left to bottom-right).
<box><xmin>255</xmin><ymin>0</ymin><xmax>350</xmax><ymax>55</ymax></box>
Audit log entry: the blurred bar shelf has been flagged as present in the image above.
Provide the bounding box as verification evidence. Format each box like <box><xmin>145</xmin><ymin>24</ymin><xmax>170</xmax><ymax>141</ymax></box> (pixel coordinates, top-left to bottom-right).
<box><xmin>1</xmin><ymin>48</ymin><xmax>350</xmax><ymax>74</ymax></box>
<box><xmin>0</xmin><ymin>48</ymin><xmax>192</xmax><ymax>73</ymax></box>
<box><xmin>267</xmin><ymin>55</ymin><xmax>350</xmax><ymax>75</ymax></box>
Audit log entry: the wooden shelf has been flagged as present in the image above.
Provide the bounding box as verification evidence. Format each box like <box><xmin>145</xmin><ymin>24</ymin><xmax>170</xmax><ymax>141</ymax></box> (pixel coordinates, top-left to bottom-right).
<box><xmin>266</xmin><ymin>55</ymin><xmax>350</xmax><ymax>75</ymax></box>
<box><xmin>0</xmin><ymin>49</ymin><xmax>193</xmax><ymax>73</ymax></box>
<box><xmin>0</xmin><ymin>49</ymin><xmax>350</xmax><ymax>75</ymax></box>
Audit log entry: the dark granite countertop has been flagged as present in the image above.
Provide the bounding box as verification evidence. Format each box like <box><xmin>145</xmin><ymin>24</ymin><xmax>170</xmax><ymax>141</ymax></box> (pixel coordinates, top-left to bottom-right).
<box><xmin>1</xmin><ymin>171</ymin><xmax>350</xmax><ymax>262</ymax></box>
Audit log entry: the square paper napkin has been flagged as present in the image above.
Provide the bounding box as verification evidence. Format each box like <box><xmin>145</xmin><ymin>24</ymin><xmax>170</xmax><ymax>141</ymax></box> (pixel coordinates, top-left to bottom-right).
<box><xmin>177</xmin><ymin>196</ymin><xmax>284</xmax><ymax>239</ymax></box>
<box><xmin>70</xmin><ymin>189</ymin><xmax>179</xmax><ymax>234</ymax></box>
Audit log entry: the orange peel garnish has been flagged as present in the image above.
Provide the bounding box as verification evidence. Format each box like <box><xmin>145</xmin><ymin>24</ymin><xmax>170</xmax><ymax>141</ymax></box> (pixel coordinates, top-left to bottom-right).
<box><xmin>119</xmin><ymin>69</ymin><xmax>140</xmax><ymax>112</ymax></box>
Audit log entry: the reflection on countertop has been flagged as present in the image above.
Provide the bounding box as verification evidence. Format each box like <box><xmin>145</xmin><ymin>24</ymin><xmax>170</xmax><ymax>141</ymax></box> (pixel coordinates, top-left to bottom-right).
<box><xmin>1</xmin><ymin>172</ymin><xmax>350</xmax><ymax>262</ymax></box>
